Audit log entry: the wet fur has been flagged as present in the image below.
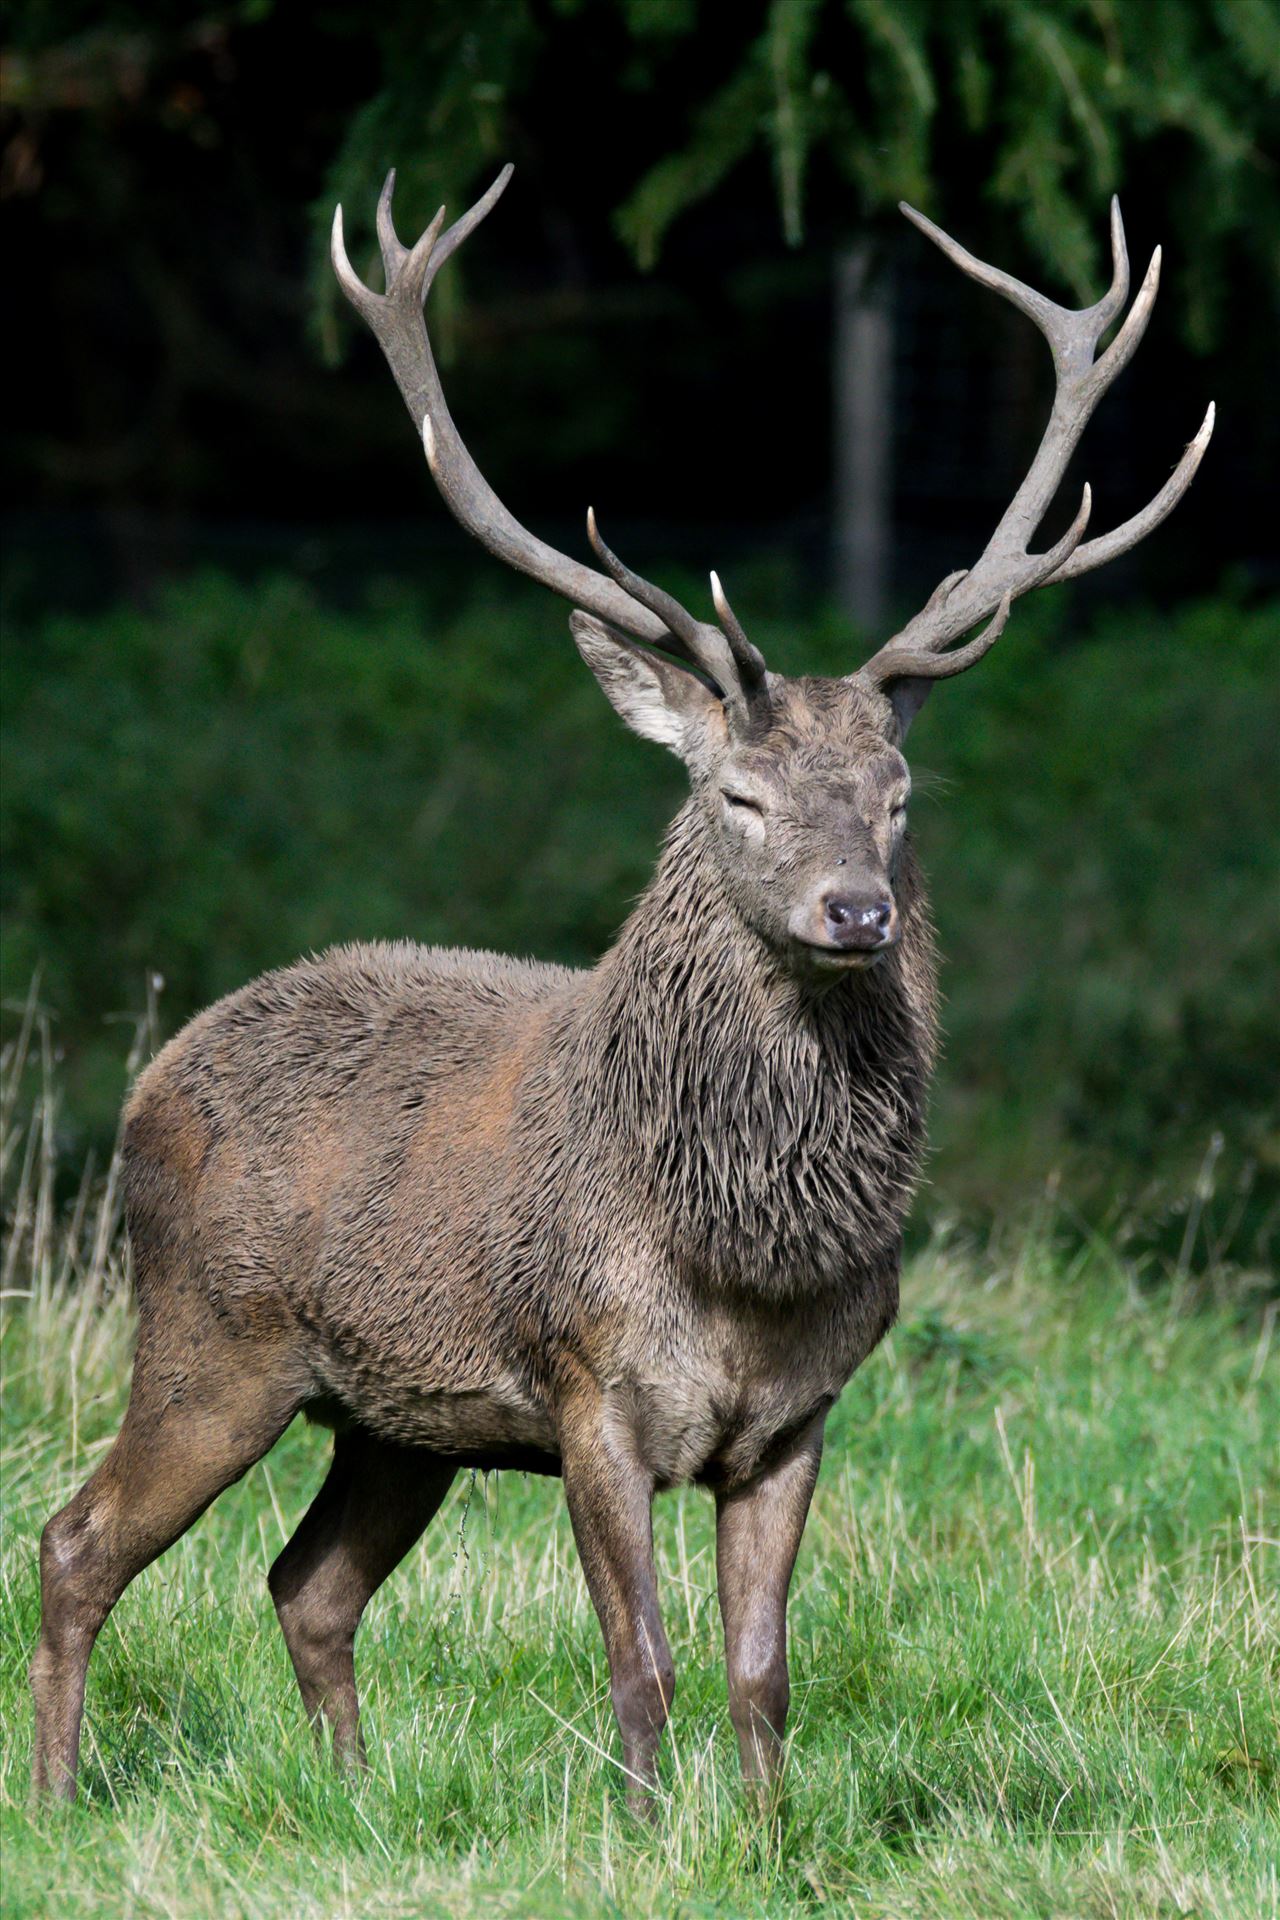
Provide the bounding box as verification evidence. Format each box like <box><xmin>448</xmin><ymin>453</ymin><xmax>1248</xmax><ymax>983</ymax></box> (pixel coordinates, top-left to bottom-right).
<box><xmin>32</xmin><ymin>674</ymin><xmax>938</xmax><ymax>1806</ymax></box>
<box><xmin>125</xmin><ymin>786</ymin><xmax>935</xmax><ymax>1484</ymax></box>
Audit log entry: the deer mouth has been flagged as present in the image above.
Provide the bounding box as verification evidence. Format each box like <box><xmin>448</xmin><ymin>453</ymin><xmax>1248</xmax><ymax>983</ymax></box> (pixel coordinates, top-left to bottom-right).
<box><xmin>791</xmin><ymin>939</ymin><xmax>888</xmax><ymax>972</ymax></box>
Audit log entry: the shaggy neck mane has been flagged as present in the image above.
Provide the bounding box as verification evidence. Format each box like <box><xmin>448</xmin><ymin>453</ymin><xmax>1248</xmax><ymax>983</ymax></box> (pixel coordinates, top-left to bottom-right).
<box><xmin>578</xmin><ymin>801</ymin><xmax>938</xmax><ymax>1298</ymax></box>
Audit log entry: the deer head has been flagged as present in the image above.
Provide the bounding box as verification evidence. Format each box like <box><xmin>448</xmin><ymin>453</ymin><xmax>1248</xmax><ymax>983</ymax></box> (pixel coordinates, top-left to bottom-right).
<box><xmin>332</xmin><ymin>170</ymin><xmax>1212</xmax><ymax>978</ymax></box>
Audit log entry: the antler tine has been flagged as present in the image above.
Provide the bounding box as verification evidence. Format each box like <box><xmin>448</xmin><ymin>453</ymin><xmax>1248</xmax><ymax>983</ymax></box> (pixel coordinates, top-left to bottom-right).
<box><xmin>1051</xmin><ymin>403</ymin><xmax>1215</xmax><ymax>583</ymax></box>
<box><xmin>863</xmin><ymin>592</ymin><xmax>1013</xmax><ymax>690</ymax></box>
<box><xmin>899</xmin><ymin>195</ymin><xmax>1131</xmax><ymax>372</ymax></box>
<box><xmin>330</xmin><ymin>203</ymin><xmax>379</xmax><ymax>320</ymax></box>
<box><xmin>1023</xmin><ymin>481</ymin><xmax>1093</xmax><ymax>585</ymax></box>
<box><xmin>899</xmin><ymin>204</ymin><xmax>1061</xmax><ymax>340</ymax></box>
<box><xmin>421</xmin><ymin>164</ymin><xmax>515</xmax><ymax>288</ymax></box>
<box><xmin>375</xmin><ymin>168</ymin><xmax>407</xmax><ymax>280</ymax></box>
<box><xmin>332</xmin><ymin>167</ymin><xmax>744</xmax><ymax>669</ymax></box>
<box><xmin>709</xmin><ymin>571</ymin><xmax>768</xmax><ymax>690</ymax></box>
<box><xmin>587</xmin><ymin>509</ymin><xmax>745</xmax><ymax>699</ymax></box>
<box><xmin>1091</xmin><ymin>242</ymin><xmax>1160</xmax><ymax>388</ymax></box>
<box><xmin>855</xmin><ymin>199</ymin><xmax>1212</xmax><ymax>701</ymax></box>
<box><xmin>1095</xmin><ymin>195</ymin><xmax>1131</xmax><ymax>336</ymax></box>
<box><xmin>584</xmin><ymin>507</ymin><xmax>699</xmax><ymax>648</ymax></box>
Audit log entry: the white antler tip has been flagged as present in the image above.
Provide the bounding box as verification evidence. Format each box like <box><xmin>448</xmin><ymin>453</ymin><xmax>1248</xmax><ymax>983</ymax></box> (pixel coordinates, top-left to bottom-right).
<box><xmin>1108</xmin><ymin>197</ymin><xmax>1126</xmax><ymax>257</ymax></box>
<box><xmin>330</xmin><ymin>205</ymin><xmax>354</xmax><ymax>279</ymax></box>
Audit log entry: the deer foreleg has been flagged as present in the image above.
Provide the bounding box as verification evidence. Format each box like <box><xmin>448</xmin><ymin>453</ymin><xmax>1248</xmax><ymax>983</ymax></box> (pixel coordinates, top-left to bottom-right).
<box><xmin>715</xmin><ymin>1417</ymin><xmax>824</xmax><ymax>1808</ymax></box>
<box><xmin>558</xmin><ymin>1395</ymin><xmax>673</xmax><ymax>1817</ymax></box>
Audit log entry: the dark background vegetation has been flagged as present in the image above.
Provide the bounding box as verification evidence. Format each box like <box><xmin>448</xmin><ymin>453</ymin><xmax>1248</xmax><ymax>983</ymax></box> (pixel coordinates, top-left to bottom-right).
<box><xmin>2</xmin><ymin>0</ymin><xmax>1278</xmax><ymax>1266</ymax></box>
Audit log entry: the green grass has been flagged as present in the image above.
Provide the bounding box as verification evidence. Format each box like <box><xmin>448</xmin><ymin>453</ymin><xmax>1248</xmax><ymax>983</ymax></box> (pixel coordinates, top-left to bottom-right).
<box><xmin>2</xmin><ymin>1158</ymin><xmax>1276</xmax><ymax>1913</ymax></box>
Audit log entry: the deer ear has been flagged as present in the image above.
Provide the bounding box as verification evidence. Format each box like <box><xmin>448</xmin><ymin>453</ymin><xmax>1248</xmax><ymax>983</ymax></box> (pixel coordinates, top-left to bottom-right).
<box><xmin>570</xmin><ymin>612</ymin><xmax>725</xmax><ymax>760</ymax></box>
<box><xmin>885</xmin><ymin>676</ymin><xmax>933</xmax><ymax>741</ymax></box>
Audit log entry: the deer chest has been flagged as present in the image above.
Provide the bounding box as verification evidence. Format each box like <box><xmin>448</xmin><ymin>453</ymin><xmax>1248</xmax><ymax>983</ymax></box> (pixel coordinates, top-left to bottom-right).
<box><xmin>599</xmin><ymin>1268</ymin><xmax>898</xmax><ymax>1491</ymax></box>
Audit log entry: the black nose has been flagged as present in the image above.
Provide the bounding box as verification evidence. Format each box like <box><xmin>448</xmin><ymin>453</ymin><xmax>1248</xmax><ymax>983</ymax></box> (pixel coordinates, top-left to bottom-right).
<box><xmin>822</xmin><ymin>892</ymin><xmax>895</xmax><ymax>949</ymax></box>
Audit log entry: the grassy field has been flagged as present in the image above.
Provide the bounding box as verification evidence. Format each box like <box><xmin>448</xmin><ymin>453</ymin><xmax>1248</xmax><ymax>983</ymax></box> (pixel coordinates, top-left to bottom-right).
<box><xmin>1</xmin><ymin>1033</ymin><xmax>1276</xmax><ymax>1918</ymax></box>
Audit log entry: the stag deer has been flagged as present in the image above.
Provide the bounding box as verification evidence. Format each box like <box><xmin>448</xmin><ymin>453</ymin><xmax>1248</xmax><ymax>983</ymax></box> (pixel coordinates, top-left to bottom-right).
<box><xmin>32</xmin><ymin>166</ymin><xmax>1211</xmax><ymax>1812</ymax></box>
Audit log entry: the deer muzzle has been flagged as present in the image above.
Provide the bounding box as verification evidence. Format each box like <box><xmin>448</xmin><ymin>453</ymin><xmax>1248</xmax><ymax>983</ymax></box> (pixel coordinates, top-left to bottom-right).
<box><xmin>788</xmin><ymin>885</ymin><xmax>900</xmax><ymax>967</ymax></box>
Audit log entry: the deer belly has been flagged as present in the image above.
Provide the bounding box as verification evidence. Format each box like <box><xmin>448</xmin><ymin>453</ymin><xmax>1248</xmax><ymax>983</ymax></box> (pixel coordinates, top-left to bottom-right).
<box><xmin>394</xmin><ymin>1381</ymin><xmax>558</xmax><ymax>1455</ymax></box>
<box><xmin>309</xmin><ymin>1357</ymin><xmax>558</xmax><ymax>1458</ymax></box>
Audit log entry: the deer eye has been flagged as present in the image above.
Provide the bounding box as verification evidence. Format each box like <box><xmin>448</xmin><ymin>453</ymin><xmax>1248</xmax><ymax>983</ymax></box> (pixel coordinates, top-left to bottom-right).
<box><xmin>890</xmin><ymin>801</ymin><xmax>908</xmax><ymax>828</ymax></box>
<box><xmin>720</xmin><ymin>789</ymin><xmax>764</xmax><ymax>818</ymax></box>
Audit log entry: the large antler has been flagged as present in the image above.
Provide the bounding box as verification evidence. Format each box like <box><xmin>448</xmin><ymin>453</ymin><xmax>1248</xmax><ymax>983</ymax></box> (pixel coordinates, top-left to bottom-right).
<box><xmin>331</xmin><ymin>168</ymin><xmax>766</xmax><ymax>716</ymax></box>
<box><xmin>858</xmin><ymin>199</ymin><xmax>1214</xmax><ymax>696</ymax></box>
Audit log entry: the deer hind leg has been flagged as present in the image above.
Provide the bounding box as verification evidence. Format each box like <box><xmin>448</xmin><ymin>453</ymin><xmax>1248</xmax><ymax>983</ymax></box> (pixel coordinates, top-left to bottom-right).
<box><xmin>30</xmin><ymin>1344</ymin><xmax>301</xmax><ymax>1802</ymax></box>
<box><xmin>268</xmin><ymin>1428</ymin><xmax>454</xmax><ymax>1767</ymax></box>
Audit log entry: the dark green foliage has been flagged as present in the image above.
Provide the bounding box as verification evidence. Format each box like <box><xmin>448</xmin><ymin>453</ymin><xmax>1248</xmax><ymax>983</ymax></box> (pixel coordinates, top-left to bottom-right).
<box><xmin>4</xmin><ymin>0</ymin><xmax>1273</xmax><ymax>626</ymax></box>
<box><xmin>8</xmin><ymin>0</ymin><xmax>1278</xmax><ymax>362</ymax></box>
<box><xmin>316</xmin><ymin>0</ymin><xmax>1280</xmax><ymax>347</ymax></box>
<box><xmin>3</xmin><ymin>573</ymin><xmax>1276</xmax><ymax>1246</ymax></box>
